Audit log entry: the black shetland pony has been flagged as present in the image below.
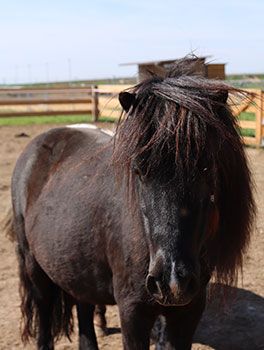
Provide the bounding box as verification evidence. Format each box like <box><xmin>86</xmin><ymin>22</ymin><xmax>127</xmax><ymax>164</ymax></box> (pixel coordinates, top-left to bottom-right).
<box><xmin>7</xmin><ymin>60</ymin><xmax>255</xmax><ymax>349</ymax></box>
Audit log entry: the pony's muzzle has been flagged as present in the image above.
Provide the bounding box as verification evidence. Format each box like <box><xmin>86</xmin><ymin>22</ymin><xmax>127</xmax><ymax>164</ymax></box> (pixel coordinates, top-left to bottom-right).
<box><xmin>146</xmin><ymin>270</ymin><xmax>199</xmax><ymax>306</ymax></box>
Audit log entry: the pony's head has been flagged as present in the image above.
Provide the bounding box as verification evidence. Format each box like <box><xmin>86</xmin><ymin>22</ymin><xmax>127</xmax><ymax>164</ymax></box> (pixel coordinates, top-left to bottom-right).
<box><xmin>113</xmin><ymin>59</ymin><xmax>255</xmax><ymax>306</ymax></box>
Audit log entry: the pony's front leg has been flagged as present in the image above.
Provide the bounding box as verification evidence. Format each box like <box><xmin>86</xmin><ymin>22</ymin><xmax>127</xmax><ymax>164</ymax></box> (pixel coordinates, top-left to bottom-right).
<box><xmin>77</xmin><ymin>303</ymin><xmax>98</xmax><ymax>350</ymax></box>
<box><xmin>118</xmin><ymin>301</ymin><xmax>156</xmax><ymax>350</ymax></box>
<box><xmin>162</xmin><ymin>289</ymin><xmax>206</xmax><ymax>350</ymax></box>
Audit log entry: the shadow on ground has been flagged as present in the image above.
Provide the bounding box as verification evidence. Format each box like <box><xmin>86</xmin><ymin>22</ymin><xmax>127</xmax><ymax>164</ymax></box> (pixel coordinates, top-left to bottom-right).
<box><xmin>193</xmin><ymin>283</ymin><xmax>264</xmax><ymax>350</ymax></box>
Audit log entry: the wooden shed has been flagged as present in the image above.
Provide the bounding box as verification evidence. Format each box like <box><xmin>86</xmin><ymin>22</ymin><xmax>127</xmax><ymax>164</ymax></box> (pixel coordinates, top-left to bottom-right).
<box><xmin>121</xmin><ymin>57</ymin><xmax>225</xmax><ymax>82</ymax></box>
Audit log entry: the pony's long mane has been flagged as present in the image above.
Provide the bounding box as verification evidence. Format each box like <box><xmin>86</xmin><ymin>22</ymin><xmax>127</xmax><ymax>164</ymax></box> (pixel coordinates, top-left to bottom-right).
<box><xmin>113</xmin><ymin>58</ymin><xmax>256</xmax><ymax>285</ymax></box>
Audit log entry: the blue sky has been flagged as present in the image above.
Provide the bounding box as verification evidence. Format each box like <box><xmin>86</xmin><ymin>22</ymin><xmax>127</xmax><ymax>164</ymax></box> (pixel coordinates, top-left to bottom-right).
<box><xmin>0</xmin><ymin>0</ymin><xmax>263</xmax><ymax>83</ymax></box>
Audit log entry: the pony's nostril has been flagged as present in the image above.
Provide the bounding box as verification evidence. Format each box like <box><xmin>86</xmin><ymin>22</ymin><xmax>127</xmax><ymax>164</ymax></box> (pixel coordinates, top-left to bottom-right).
<box><xmin>146</xmin><ymin>275</ymin><xmax>162</xmax><ymax>298</ymax></box>
<box><xmin>178</xmin><ymin>273</ymin><xmax>190</xmax><ymax>286</ymax></box>
<box><xmin>177</xmin><ymin>272</ymin><xmax>199</xmax><ymax>294</ymax></box>
<box><xmin>188</xmin><ymin>275</ymin><xmax>199</xmax><ymax>293</ymax></box>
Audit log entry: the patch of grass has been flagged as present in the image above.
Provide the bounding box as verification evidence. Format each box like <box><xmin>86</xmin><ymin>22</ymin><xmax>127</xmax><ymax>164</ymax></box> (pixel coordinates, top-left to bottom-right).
<box><xmin>239</xmin><ymin>112</ymin><xmax>256</xmax><ymax>121</ymax></box>
<box><xmin>239</xmin><ymin>128</ymin><xmax>255</xmax><ymax>138</ymax></box>
<box><xmin>0</xmin><ymin>111</ymin><xmax>256</xmax><ymax>140</ymax></box>
<box><xmin>0</xmin><ymin>114</ymin><xmax>116</xmax><ymax>126</ymax></box>
<box><xmin>237</xmin><ymin>112</ymin><xmax>256</xmax><ymax>138</ymax></box>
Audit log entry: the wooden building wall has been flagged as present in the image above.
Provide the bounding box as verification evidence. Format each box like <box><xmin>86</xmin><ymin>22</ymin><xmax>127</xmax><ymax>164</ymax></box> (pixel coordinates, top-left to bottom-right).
<box><xmin>206</xmin><ymin>64</ymin><xmax>225</xmax><ymax>79</ymax></box>
<box><xmin>138</xmin><ymin>61</ymin><xmax>225</xmax><ymax>81</ymax></box>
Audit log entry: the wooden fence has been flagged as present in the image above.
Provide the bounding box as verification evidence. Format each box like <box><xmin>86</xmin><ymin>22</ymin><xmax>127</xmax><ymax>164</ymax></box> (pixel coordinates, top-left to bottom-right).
<box><xmin>0</xmin><ymin>85</ymin><xmax>263</xmax><ymax>147</ymax></box>
<box><xmin>230</xmin><ymin>89</ymin><xmax>264</xmax><ymax>147</ymax></box>
<box><xmin>0</xmin><ymin>85</ymin><xmax>128</xmax><ymax>122</ymax></box>
<box><xmin>0</xmin><ymin>86</ymin><xmax>95</xmax><ymax>118</ymax></box>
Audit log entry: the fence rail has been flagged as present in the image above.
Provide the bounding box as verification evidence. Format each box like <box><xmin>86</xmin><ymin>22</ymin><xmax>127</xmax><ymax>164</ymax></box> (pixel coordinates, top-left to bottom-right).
<box><xmin>0</xmin><ymin>85</ymin><xmax>263</xmax><ymax>147</ymax></box>
<box><xmin>0</xmin><ymin>86</ymin><xmax>95</xmax><ymax>119</ymax></box>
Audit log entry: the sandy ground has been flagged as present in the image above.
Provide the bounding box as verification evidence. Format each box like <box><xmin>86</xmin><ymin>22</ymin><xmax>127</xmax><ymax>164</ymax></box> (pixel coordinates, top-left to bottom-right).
<box><xmin>0</xmin><ymin>124</ymin><xmax>263</xmax><ymax>350</ymax></box>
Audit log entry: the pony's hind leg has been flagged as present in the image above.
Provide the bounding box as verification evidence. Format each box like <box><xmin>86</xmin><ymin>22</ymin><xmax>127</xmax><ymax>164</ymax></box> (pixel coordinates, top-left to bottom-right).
<box><xmin>35</xmin><ymin>286</ymin><xmax>55</xmax><ymax>350</ymax></box>
<box><xmin>77</xmin><ymin>303</ymin><xmax>99</xmax><ymax>350</ymax></box>
<box><xmin>94</xmin><ymin>304</ymin><xmax>107</xmax><ymax>336</ymax></box>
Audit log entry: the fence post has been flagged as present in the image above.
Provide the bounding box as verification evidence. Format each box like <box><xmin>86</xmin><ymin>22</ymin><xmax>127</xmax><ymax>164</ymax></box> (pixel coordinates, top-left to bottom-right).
<box><xmin>261</xmin><ymin>90</ymin><xmax>264</xmax><ymax>147</ymax></box>
<box><xmin>92</xmin><ymin>85</ymin><xmax>99</xmax><ymax>122</ymax></box>
<box><xmin>255</xmin><ymin>90</ymin><xmax>263</xmax><ymax>147</ymax></box>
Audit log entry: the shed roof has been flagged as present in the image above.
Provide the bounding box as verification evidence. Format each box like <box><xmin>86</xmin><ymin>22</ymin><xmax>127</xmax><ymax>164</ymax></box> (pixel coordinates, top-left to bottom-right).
<box><xmin>120</xmin><ymin>57</ymin><xmax>209</xmax><ymax>66</ymax></box>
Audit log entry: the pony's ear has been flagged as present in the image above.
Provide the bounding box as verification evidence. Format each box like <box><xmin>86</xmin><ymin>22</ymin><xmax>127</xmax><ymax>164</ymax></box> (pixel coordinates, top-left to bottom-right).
<box><xmin>119</xmin><ymin>92</ymin><xmax>136</xmax><ymax>112</ymax></box>
<box><xmin>211</xmin><ymin>90</ymin><xmax>228</xmax><ymax>107</ymax></box>
<box><xmin>217</xmin><ymin>90</ymin><xmax>228</xmax><ymax>103</ymax></box>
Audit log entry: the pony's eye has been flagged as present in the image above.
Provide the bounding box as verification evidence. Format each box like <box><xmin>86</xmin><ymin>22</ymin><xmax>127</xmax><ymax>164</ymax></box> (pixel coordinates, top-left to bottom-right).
<box><xmin>133</xmin><ymin>167</ymin><xmax>145</xmax><ymax>181</ymax></box>
<box><xmin>179</xmin><ymin>208</ymin><xmax>189</xmax><ymax>217</ymax></box>
<box><xmin>131</xmin><ymin>163</ymin><xmax>143</xmax><ymax>178</ymax></box>
<box><xmin>134</xmin><ymin>168</ymin><xmax>141</xmax><ymax>176</ymax></box>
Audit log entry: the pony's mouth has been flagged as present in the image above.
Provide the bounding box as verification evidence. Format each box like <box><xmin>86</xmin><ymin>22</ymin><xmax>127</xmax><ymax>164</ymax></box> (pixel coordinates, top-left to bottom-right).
<box><xmin>146</xmin><ymin>272</ymin><xmax>200</xmax><ymax>307</ymax></box>
<box><xmin>154</xmin><ymin>293</ymin><xmax>194</xmax><ymax>307</ymax></box>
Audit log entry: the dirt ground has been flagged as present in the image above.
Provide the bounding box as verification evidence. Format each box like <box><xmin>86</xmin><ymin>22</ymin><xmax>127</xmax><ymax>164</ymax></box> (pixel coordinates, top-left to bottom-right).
<box><xmin>0</xmin><ymin>124</ymin><xmax>263</xmax><ymax>350</ymax></box>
